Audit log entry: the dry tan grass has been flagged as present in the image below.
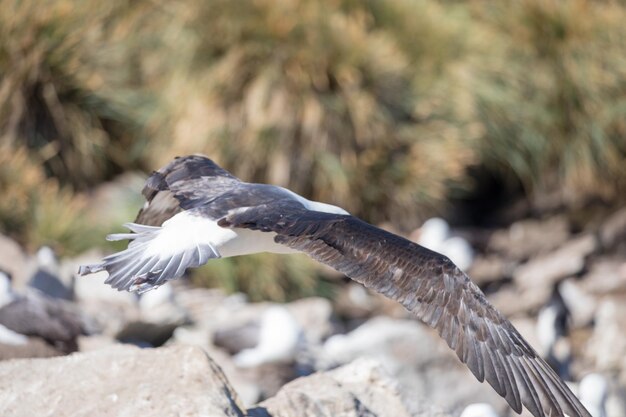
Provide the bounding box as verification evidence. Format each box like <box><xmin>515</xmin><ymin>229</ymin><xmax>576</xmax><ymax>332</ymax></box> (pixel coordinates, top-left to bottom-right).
<box><xmin>0</xmin><ymin>0</ymin><xmax>170</xmax><ymax>188</ymax></box>
<box><xmin>147</xmin><ymin>0</ymin><xmax>476</xmax><ymax>230</ymax></box>
<box><xmin>469</xmin><ymin>0</ymin><xmax>626</xmax><ymax>204</ymax></box>
<box><xmin>0</xmin><ymin>146</ymin><xmax>103</xmax><ymax>255</ymax></box>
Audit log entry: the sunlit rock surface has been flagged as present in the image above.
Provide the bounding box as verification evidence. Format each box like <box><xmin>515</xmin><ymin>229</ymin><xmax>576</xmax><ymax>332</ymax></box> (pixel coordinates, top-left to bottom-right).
<box><xmin>0</xmin><ymin>346</ymin><xmax>449</xmax><ymax>417</ymax></box>
<box><xmin>252</xmin><ymin>357</ymin><xmax>450</xmax><ymax>417</ymax></box>
<box><xmin>0</xmin><ymin>345</ymin><xmax>246</xmax><ymax>417</ymax></box>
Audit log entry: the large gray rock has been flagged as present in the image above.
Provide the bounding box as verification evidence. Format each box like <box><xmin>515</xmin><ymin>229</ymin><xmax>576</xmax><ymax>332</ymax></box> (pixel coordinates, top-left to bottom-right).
<box><xmin>0</xmin><ymin>342</ymin><xmax>456</xmax><ymax>417</ymax></box>
<box><xmin>251</xmin><ymin>357</ymin><xmax>450</xmax><ymax>417</ymax></box>
<box><xmin>167</xmin><ymin>327</ymin><xmax>264</xmax><ymax>408</ymax></box>
<box><xmin>0</xmin><ymin>345</ymin><xmax>246</xmax><ymax>417</ymax></box>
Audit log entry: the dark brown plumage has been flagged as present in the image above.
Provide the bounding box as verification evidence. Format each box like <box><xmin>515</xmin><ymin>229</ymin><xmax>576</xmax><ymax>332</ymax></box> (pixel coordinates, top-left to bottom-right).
<box><xmin>220</xmin><ymin>206</ymin><xmax>590</xmax><ymax>417</ymax></box>
<box><xmin>80</xmin><ymin>155</ymin><xmax>592</xmax><ymax>417</ymax></box>
<box><xmin>135</xmin><ymin>155</ymin><xmax>240</xmax><ymax>226</ymax></box>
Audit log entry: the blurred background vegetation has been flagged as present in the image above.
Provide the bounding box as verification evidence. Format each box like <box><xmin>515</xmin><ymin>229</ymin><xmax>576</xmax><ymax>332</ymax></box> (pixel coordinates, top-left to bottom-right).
<box><xmin>1</xmin><ymin>0</ymin><xmax>624</xmax><ymax>300</ymax></box>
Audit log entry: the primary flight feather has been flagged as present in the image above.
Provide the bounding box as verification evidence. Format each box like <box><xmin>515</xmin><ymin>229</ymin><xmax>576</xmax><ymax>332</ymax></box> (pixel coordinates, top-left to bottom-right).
<box><xmin>79</xmin><ymin>155</ymin><xmax>591</xmax><ymax>417</ymax></box>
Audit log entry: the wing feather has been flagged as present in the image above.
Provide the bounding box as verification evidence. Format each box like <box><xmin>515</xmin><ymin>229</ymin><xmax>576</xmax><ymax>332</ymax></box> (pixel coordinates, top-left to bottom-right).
<box><xmin>219</xmin><ymin>207</ymin><xmax>591</xmax><ymax>417</ymax></box>
<box><xmin>78</xmin><ymin>217</ymin><xmax>221</xmax><ymax>293</ymax></box>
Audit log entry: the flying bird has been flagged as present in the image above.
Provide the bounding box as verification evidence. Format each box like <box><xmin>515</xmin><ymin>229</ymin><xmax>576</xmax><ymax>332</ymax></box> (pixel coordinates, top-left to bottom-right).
<box><xmin>79</xmin><ymin>155</ymin><xmax>591</xmax><ymax>417</ymax></box>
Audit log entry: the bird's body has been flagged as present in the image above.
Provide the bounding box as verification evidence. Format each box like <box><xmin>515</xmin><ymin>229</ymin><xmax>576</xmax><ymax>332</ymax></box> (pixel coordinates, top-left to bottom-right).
<box><xmin>79</xmin><ymin>155</ymin><xmax>591</xmax><ymax>417</ymax></box>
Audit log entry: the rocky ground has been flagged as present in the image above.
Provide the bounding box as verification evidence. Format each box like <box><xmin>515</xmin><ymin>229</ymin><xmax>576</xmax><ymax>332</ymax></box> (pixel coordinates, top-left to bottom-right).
<box><xmin>0</xmin><ymin>206</ymin><xmax>625</xmax><ymax>417</ymax></box>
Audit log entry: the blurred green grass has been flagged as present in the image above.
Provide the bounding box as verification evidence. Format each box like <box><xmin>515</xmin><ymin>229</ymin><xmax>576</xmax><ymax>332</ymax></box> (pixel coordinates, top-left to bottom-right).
<box><xmin>1</xmin><ymin>0</ymin><xmax>624</xmax><ymax>299</ymax></box>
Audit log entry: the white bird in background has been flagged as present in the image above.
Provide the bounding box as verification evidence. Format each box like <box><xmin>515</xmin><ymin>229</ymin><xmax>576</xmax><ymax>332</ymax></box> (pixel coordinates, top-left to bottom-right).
<box><xmin>36</xmin><ymin>246</ymin><xmax>58</xmax><ymax>272</ymax></box>
<box><xmin>79</xmin><ymin>155</ymin><xmax>592</xmax><ymax>417</ymax></box>
<box><xmin>233</xmin><ymin>305</ymin><xmax>302</xmax><ymax>368</ymax></box>
<box><xmin>0</xmin><ymin>271</ymin><xmax>15</xmax><ymax>309</ymax></box>
<box><xmin>29</xmin><ymin>246</ymin><xmax>72</xmax><ymax>300</ymax></box>
<box><xmin>578</xmin><ymin>374</ymin><xmax>608</xmax><ymax>417</ymax></box>
<box><xmin>460</xmin><ymin>403</ymin><xmax>500</xmax><ymax>417</ymax></box>
<box><xmin>0</xmin><ymin>323</ymin><xmax>28</xmax><ymax>346</ymax></box>
<box><xmin>0</xmin><ymin>272</ymin><xmax>28</xmax><ymax>346</ymax></box>
<box><xmin>416</xmin><ymin>217</ymin><xmax>474</xmax><ymax>271</ymax></box>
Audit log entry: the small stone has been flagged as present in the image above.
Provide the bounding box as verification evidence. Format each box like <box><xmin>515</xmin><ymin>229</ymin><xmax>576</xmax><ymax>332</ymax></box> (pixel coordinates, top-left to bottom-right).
<box><xmin>488</xmin><ymin>216</ymin><xmax>570</xmax><ymax>261</ymax></box>
<box><xmin>467</xmin><ymin>255</ymin><xmax>514</xmax><ymax>286</ymax></box>
<box><xmin>599</xmin><ymin>208</ymin><xmax>626</xmax><ymax>249</ymax></box>
<box><xmin>488</xmin><ymin>284</ymin><xmax>551</xmax><ymax>317</ymax></box>
<box><xmin>580</xmin><ymin>258</ymin><xmax>626</xmax><ymax>296</ymax></box>
<box><xmin>514</xmin><ymin>234</ymin><xmax>597</xmax><ymax>290</ymax></box>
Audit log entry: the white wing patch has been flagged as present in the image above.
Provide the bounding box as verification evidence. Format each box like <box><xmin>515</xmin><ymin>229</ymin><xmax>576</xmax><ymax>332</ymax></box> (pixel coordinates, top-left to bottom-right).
<box><xmin>78</xmin><ymin>210</ymin><xmax>299</xmax><ymax>293</ymax></box>
<box><xmin>278</xmin><ymin>186</ymin><xmax>349</xmax><ymax>215</ymax></box>
<box><xmin>78</xmin><ymin>212</ymin><xmax>228</xmax><ymax>293</ymax></box>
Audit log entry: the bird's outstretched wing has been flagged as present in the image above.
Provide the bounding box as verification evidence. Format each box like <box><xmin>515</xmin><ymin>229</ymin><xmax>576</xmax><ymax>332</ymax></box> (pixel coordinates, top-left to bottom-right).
<box><xmin>79</xmin><ymin>155</ymin><xmax>300</xmax><ymax>292</ymax></box>
<box><xmin>218</xmin><ymin>206</ymin><xmax>591</xmax><ymax>417</ymax></box>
